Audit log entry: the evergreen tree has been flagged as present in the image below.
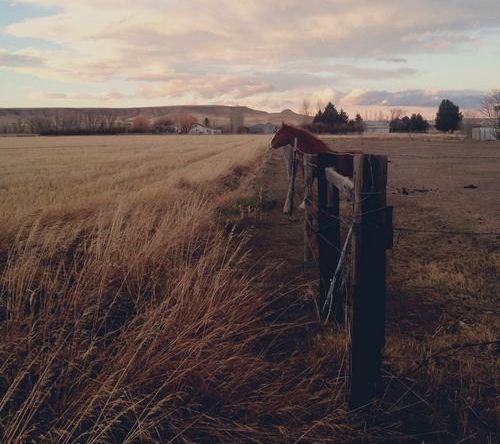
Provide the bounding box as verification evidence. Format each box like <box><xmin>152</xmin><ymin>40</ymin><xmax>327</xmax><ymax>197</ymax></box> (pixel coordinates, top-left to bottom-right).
<box><xmin>203</xmin><ymin>117</ymin><xmax>210</xmax><ymax>127</ymax></box>
<box><xmin>354</xmin><ymin>113</ymin><xmax>365</xmax><ymax>133</ymax></box>
<box><xmin>339</xmin><ymin>109</ymin><xmax>349</xmax><ymax>124</ymax></box>
<box><xmin>409</xmin><ymin>113</ymin><xmax>429</xmax><ymax>132</ymax></box>
<box><xmin>311</xmin><ymin>102</ymin><xmax>357</xmax><ymax>133</ymax></box>
<box><xmin>435</xmin><ymin>99</ymin><xmax>463</xmax><ymax>133</ymax></box>
<box><xmin>322</xmin><ymin>102</ymin><xmax>339</xmax><ymax>128</ymax></box>
<box><xmin>313</xmin><ymin>110</ymin><xmax>323</xmax><ymax>124</ymax></box>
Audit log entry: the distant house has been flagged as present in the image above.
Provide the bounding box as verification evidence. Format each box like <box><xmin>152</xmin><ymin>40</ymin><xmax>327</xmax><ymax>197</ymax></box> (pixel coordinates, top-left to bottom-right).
<box><xmin>249</xmin><ymin>122</ymin><xmax>278</xmax><ymax>134</ymax></box>
<box><xmin>188</xmin><ymin>124</ymin><xmax>222</xmax><ymax>135</ymax></box>
<box><xmin>364</xmin><ymin>121</ymin><xmax>390</xmax><ymax>134</ymax></box>
<box><xmin>472</xmin><ymin>127</ymin><xmax>497</xmax><ymax>141</ymax></box>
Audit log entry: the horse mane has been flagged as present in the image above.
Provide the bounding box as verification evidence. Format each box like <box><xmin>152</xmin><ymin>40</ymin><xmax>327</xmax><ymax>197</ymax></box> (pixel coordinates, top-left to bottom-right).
<box><xmin>277</xmin><ymin>123</ymin><xmax>361</xmax><ymax>177</ymax></box>
<box><xmin>282</xmin><ymin>124</ymin><xmax>330</xmax><ymax>154</ymax></box>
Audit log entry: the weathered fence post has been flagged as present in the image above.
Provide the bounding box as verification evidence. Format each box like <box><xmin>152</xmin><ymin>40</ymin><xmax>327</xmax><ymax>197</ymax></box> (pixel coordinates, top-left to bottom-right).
<box><xmin>281</xmin><ymin>145</ymin><xmax>293</xmax><ymax>178</ymax></box>
<box><xmin>303</xmin><ymin>153</ymin><xmax>313</xmax><ymax>262</ymax></box>
<box><xmin>282</xmin><ymin>139</ymin><xmax>297</xmax><ymax>215</ymax></box>
<box><xmin>349</xmin><ymin>154</ymin><xmax>389</xmax><ymax>409</ymax></box>
<box><xmin>317</xmin><ymin>154</ymin><xmax>340</xmax><ymax>317</ymax></box>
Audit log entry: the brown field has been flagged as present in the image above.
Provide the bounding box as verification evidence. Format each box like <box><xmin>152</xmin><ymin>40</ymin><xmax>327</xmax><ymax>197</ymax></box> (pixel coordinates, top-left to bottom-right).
<box><xmin>0</xmin><ymin>134</ymin><xmax>499</xmax><ymax>442</ymax></box>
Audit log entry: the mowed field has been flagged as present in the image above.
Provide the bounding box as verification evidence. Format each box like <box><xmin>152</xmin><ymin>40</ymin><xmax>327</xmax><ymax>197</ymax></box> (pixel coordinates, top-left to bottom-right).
<box><xmin>1</xmin><ymin>135</ymin><xmax>293</xmax><ymax>443</ymax></box>
<box><xmin>0</xmin><ymin>134</ymin><xmax>499</xmax><ymax>442</ymax></box>
<box><xmin>0</xmin><ymin>135</ymin><xmax>268</xmax><ymax>247</ymax></box>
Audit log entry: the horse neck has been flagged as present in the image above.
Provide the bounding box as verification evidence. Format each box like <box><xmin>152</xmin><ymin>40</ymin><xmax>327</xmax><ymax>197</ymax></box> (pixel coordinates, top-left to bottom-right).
<box><xmin>285</xmin><ymin>127</ymin><xmax>301</xmax><ymax>146</ymax></box>
<box><xmin>289</xmin><ymin>128</ymin><xmax>329</xmax><ymax>152</ymax></box>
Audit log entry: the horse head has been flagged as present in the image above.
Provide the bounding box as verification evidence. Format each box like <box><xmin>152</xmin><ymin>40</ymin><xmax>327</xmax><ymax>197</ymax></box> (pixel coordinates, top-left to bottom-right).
<box><xmin>270</xmin><ymin>123</ymin><xmax>292</xmax><ymax>148</ymax></box>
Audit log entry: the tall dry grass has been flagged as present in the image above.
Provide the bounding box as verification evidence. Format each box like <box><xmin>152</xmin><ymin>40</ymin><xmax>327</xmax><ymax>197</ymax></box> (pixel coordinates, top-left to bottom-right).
<box><xmin>0</xmin><ymin>135</ymin><xmax>364</xmax><ymax>442</ymax></box>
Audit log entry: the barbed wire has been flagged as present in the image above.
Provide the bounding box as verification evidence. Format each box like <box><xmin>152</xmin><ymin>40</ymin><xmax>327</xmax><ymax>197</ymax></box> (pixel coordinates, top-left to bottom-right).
<box><xmin>394</xmin><ymin>227</ymin><xmax>500</xmax><ymax>237</ymax></box>
<box><xmin>322</xmin><ymin>225</ymin><xmax>353</xmax><ymax>322</ymax></box>
<box><xmin>304</xmin><ymin>197</ymin><xmax>499</xmax><ymax>239</ymax></box>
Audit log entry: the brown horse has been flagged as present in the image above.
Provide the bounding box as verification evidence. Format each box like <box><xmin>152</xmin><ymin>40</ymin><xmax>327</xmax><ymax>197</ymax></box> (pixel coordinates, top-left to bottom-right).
<box><xmin>270</xmin><ymin>123</ymin><xmax>359</xmax><ymax>177</ymax></box>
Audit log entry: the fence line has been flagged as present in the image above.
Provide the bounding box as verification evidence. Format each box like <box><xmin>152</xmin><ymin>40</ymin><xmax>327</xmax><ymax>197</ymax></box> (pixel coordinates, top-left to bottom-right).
<box><xmin>281</xmin><ymin>145</ymin><xmax>392</xmax><ymax>409</ymax></box>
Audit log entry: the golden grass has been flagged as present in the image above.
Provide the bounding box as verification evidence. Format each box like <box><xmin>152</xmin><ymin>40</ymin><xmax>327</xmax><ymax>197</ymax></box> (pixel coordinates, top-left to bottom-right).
<box><xmin>0</xmin><ymin>135</ymin><xmax>268</xmax><ymax>246</ymax></box>
<box><xmin>0</xmin><ymin>135</ymin><xmax>365</xmax><ymax>443</ymax></box>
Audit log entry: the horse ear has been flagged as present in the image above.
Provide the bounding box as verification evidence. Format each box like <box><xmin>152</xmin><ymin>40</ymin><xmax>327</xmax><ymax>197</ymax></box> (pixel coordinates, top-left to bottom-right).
<box><xmin>281</xmin><ymin>121</ymin><xmax>286</xmax><ymax>127</ymax></box>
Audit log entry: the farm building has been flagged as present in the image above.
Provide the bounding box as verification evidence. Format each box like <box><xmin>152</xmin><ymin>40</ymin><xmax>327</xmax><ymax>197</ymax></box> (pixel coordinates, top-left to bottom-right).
<box><xmin>188</xmin><ymin>124</ymin><xmax>222</xmax><ymax>135</ymax></box>
<box><xmin>249</xmin><ymin>122</ymin><xmax>278</xmax><ymax>134</ymax></box>
<box><xmin>472</xmin><ymin>127</ymin><xmax>497</xmax><ymax>141</ymax></box>
<box><xmin>364</xmin><ymin>121</ymin><xmax>390</xmax><ymax>134</ymax></box>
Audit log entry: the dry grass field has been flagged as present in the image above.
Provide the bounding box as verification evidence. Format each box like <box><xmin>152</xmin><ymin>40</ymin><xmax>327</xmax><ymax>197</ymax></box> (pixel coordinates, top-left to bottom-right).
<box><xmin>0</xmin><ymin>134</ymin><xmax>498</xmax><ymax>443</ymax></box>
<box><xmin>0</xmin><ymin>135</ymin><xmax>268</xmax><ymax>247</ymax></box>
<box><xmin>0</xmin><ymin>135</ymin><xmax>312</xmax><ymax>443</ymax></box>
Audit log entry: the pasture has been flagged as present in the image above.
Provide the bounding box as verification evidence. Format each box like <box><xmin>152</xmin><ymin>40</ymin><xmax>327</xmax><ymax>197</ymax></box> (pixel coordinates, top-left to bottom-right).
<box><xmin>0</xmin><ymin>134</ymin><xmax>498</xmax><ymax>442</ymax></box>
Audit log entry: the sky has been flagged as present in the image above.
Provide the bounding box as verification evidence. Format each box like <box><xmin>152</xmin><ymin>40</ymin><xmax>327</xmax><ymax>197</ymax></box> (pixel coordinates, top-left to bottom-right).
<box><xmin>1</xmin><ymin>0</ymin><xmax>499</xmax><ymax>117</ymax></box>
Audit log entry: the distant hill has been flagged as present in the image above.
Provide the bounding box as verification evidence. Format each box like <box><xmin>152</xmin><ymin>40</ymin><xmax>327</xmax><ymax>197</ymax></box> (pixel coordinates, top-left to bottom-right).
<box><xmin>0</xmin><ymin>105</ymin><xmax>312</xmax><ymax>133</ymax></box>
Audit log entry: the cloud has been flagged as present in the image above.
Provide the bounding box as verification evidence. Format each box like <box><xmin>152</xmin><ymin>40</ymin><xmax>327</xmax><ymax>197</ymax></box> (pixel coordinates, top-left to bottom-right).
<box><xmin>344</xmin><ymin>89</ymin><xmax>484</xmax><ymax>108</ymax></box>
<box><xmin>0</xmin><ymin>50</ymin><xmax>45</xmax><ymax>67</ymax></box>
<box><xmin>30</xmin><ymin>90</ymin><xmax>127</xmax><ymax>102</ymax></box>
<box><xmin>326</xmin><ymin>64</ymin><xmax>417</xmax><ymax>79</ymax></box>
<box><xmin>375</xmin><ymin>57</ymin><xmax>408</xmax><ymax>63</ymax></box>
<box><xmin>2</xmin><ymin>1</ymin><xmax>499</xmax><ymax>109</ymax></box>
<box><xmin>136</xmin><ymin>75</ymin><xmax>276</xmax><ymax>100</ymax></box>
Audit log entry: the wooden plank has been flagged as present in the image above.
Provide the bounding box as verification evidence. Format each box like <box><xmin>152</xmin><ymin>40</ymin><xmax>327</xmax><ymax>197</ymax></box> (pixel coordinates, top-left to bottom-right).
<box><xmin>325</xmin><ymin>167</ymin><xmax>354</xmax><ymax>201</ymax></box>
<box><xmin>316</xmin><ymin>154</ymin><xmax>340</xmax><ymax>318</ymax></box>
<box><xmin>303</xmin><ymin>153</ymin><xmax>313</xmax><ymax>262</ymax></box>
<box><xmin>349</xmin><ymin>154</ymin><xmax>388</xmax><ymax>409</ymax></box>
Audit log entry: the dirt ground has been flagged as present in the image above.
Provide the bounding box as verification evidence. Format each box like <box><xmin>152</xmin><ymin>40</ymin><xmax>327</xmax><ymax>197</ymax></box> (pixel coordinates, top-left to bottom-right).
<box><xmin>249</xmin><ymin>135</ymin><xmax>499</xmax><ymax>442</ymax></box>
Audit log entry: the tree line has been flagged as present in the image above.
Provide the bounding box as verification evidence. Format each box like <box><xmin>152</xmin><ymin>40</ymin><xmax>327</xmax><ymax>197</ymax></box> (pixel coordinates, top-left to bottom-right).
<box><xmin>0</xmin><ymin>110</ymin><xmax>126</xmax><ymax>135</ymax></box>
<box><xmin>0</xmin><ymin>110</ymin><xmax>244</xmax><ymax>135</ymax></box>
<box><xmin>305</xmin><ymin>102</ymin><xmax>365</xmax><ymax>134</ymax></box>
<box><xmin>300</xmin><ymin>98</ymin><xmax>466</xmax><ymax>134</ymax></box>
<box><xmin>0</xmin><ymin>111</ymin><xmax>204</xmax><ymax>135</ymax></box>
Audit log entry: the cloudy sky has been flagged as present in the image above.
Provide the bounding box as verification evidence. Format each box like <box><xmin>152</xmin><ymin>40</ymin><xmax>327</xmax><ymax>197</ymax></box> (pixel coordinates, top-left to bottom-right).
<box><xmin>1</xmin><ymin>0</ymin><xmax>499</xmax><ymax>116</ymax></box>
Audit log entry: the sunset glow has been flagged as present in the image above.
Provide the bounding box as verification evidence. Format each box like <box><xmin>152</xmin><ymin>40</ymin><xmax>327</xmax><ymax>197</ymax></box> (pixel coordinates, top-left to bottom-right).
<box><xmin>1</xmin><ymin>0</ymin><xmax>499</xmax><ymax>115</ymax></box>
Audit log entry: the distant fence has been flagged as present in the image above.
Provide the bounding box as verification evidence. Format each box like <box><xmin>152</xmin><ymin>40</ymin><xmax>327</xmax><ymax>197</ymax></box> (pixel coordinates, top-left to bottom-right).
<box><xmin>281</xmin><ymin>139</ymin><xmax>393</xmax><ymax>408</ymax></box>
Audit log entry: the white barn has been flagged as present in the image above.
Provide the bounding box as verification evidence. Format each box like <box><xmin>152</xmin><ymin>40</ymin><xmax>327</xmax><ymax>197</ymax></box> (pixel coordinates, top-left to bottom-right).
<box><xmin>472</xmin><ymin>127</ymin><xmax>497</xmax><ymax>141</ymax></box>
<box><xmin>188</xmin><ymin>124</ymin><xmax>222</xmax><ymax>135</ymax></box>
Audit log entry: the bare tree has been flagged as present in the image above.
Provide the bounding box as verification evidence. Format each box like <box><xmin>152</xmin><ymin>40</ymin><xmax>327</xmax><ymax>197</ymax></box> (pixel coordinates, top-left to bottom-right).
<box><xmin>173</xmin><ymin>113</ymin><xmax>198</xmax><ymax>133</ymax></box>
<box><xmin>479</xmin><ymin>89</ymin><xmax>500</xmax><ymax>127</ymax></box>
<box><xmin>461</xmin><ymin>110</ymin><xmax>479</xmax><ymax>139</ymax></box>
<box><xmin>16</xmin><ymin>118</ymin><xmax>28</xmax><ymax>134</ymax></box>
<box><xmin>390</xmin><ymin>108</ymin><xmax>405</xmax><ymax>121</ymax></box>
<box><xmin>300</xmin><ymin>99</ymin><xmax>311</xmax><ymax>117</ymax></box>
<box><xmin>152</xmin><ymin>117</ymin><xmax>175</xmax><ymax>133</ymax></box>
<box><xmin>29</xmin><ymin>116</ymin><xmax>51</xmax><ymax>134</ymax></box>
<box><xmin>131</xmin><ymin>116</ymin><xmax>151</xmax><ymax>133</ymax></box>
<box><xmin>99</xmin><ymin>111</ymin><xmax>118</xmax><ymax>131</ymax></box>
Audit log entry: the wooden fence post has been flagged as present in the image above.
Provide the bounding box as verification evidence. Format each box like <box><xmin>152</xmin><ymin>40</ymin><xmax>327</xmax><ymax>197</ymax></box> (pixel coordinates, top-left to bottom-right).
<box><xmin>349</xmin><ymin>154</ymin><xmax>389</xmax><ymax>409</ymax></box>
<box><xmin>281</xmin><ymin>144</ymin><xmax>293</xmax><ymax>178</ymax></box>
<box><xmin>303</xmin><ymin>153</ymin><xmax>313</xmax><ymax>262</ymax></box>
<box><xmin>283</xmin><ymin>140</ymin><xmax>297</xmax><ymax>215</ymax></box>
<box><xmin>317</xmin><ymin>154</ymin><xmax>340</xmax><ymax>318</ymax></box>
